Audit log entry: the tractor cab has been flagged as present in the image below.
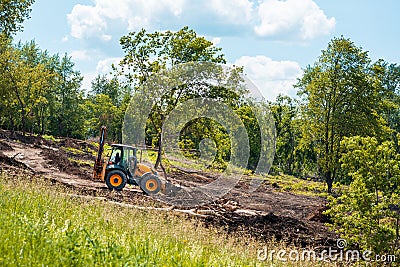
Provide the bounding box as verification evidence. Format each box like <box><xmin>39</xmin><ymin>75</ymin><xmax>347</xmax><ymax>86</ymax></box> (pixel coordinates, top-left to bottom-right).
<box><xmin>106</xmin><ymin>144</ymin><xmax>137</xmax><ymax>173</ymax></box>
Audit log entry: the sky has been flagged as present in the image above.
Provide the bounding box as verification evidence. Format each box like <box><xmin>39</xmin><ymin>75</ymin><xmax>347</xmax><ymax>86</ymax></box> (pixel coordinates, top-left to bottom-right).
<box><xmin>16</xmin><ymin>0</ymin><xmax>400</xmax><ymax>101</ymax></box>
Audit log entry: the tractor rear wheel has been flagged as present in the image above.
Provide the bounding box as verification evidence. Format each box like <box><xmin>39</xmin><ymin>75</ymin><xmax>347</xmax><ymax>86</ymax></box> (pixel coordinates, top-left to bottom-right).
<box><xmin>105</xmin><ymin>170</ymin><xmax>127</xmax><ymax>191</ymax></box>
<box><xmin>140</xmin><ymin>174</ymin><xmax>161</xmax><ymax>195</ymax></box>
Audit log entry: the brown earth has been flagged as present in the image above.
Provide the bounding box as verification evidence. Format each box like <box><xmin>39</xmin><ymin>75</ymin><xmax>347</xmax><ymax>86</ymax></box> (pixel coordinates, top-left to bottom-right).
<box><xmin>0</xmin><ymin>129</ymin><xmax>338</xmax><ymax>249</ymax></box>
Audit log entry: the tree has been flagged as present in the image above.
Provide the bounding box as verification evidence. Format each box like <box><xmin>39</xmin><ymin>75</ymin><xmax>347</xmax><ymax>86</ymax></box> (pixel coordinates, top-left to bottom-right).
<box><xmin>0</xmin><ymin>0</ymin><xmax>35</xmax><ymax>36</ymax></box>
<box><xmin>296</xmin><ymin>37</ymin><xmax>387</xmax><ymax>192</ymax></box>
<box><xmin>0</xmin><ymin>2</ymin><xmax>92</xmax><ymax>138</ymax></box>
<box><xmin>90</xmin><ymin>75</ymin><xmax>127</xmax><ymax>106</ymax></box>
<box><xmin>118</xmin><ymin>27</ymin><xmax>226</xmax><ymax>169</ymax></box>
<box><xmin>85</xmin><ymin>75</ymin><xmax>131</xmax><ymax>142</ymax></box>
<box><xmin>326</xmin><ymin>136</ymin><xmax>400</xmax><ymax>257</ymax></box>
<box><xmin>48</xmin><ymin>54</ymin><xmax>85</xmax><ymax>138</ymax></box>
<box><xmin>119</xmin><ymin>26</ymin><xmax>225</xmax><ymax>86</ymax></box>
<box><xmin>373</xmin><ymin>61</ymin><xmax>400</xmax><ymax>151</ymax></box>
<box><xmin>269</xmin><ymin>95</ymin><xmax>298</xmax><ymax>175</ymax></box>
<box><xmin>0</xmin><ymin>40</ymin><xmax>52</xmax><ymax>133</ymax></box>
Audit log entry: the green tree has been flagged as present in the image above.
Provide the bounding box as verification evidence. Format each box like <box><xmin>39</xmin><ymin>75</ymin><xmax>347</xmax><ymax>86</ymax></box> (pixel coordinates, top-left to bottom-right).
<box><xmin>0</xmin><ymin>2</ymin><xmax>89</xmax><ymax>138</ymax></box>
<box><xmin>119</xmin><ymin>27</ymin><xmax>226</xmax><ymax>169</ymax></box>
<box><xmin>235</xmin><ymin>105</ymin><xmax>261</xmax><ymax>171</ymax></box>
<box><xmin>48</xmin><ymin>54</ymin><xmax>85</xmax><ymax>138</ymax></box>
<box><xmin>0</xmin><ymin>0</ymin><xmax>35</xmax><ymax>36</ymax></box>
<box><xmin>178</xmin><ymin>117</ymin><xmax>231</xmax><ymax>169</ymax></box>
<box><xmin>119</xmin><ymin>26</ymin><xmax>225</xmax><ymax>86</ymax></box>
<box><xmin>373</xmin><ymin>60</ymin><xmax>400</xmax><ymax>151</ymax></box>
<box><xmin>296</xmin><ymin>37</ymin><xmax>387</xmax><ymax>192</ymax></box>
<box><xmin>0</xmin><ymin>40</ymin><xmax>52</xmax><ymax>133</ymax></box>
<box><xmin>268</xmin><ymin>95</ymin><xmax>299</xmax><ymax>175</ymax></box>
<box><xmin>90</xmin><ymin>75</ymin><xmax>125</xmax><ymax>105</ymax></box>
<box><xmin>86</xmin><ymin>75</ymin><xmax>131</xmax><ymax>142</ymax></box>
<box><xmin>326</xmin><ymin>136</ymin><xmax>400</xmax><ymax>257</ymax></box>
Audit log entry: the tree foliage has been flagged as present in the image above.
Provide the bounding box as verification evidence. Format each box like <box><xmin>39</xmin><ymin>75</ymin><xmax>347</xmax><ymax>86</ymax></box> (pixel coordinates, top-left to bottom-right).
<box><xmin>85</xmin><ymin>75</ymin><xmax>131</xmax><ymax>142</ymax></box>
<box><xmin>119</xmin><ymin>26</ymin><xmax>225</xmax><ymax>86</ymax></box>
<box><xmin>326</xmin><ymin>136</ymin><xmax>400</xmax><ymax>257</ymax></box>
<box><xmin>0</xmin><ymin>40</ymin><xmax>86</xmax><ymax>138</ymax></box>
<box><xmin>119</xmin><ymin>27</ymin><xmax>229</xmax><ymax>169</ymax></box>
<box><xmin>296</xmin><ymin>37</ymin><xmax>388</xmax><ymax>192</ymax></box>
<box><xmin>0</xmin><ymin>0</ymin><xmax>35</xmax><ymax>36</ymax></box>
<box><xmin>373</xmin><ymin>61</ymin><xmax>400</xmax><ymax>151</ymax></box>
<box><xmin>268</xmin><ymin>95</ymin><xmax>299</xmax><ymax>175</ymax></box>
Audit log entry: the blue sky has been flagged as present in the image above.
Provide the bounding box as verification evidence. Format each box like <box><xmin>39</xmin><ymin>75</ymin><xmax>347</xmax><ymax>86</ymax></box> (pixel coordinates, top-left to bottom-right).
<box><xmin>16</xmin><ymin>0</ymin><xmax>400</xmax><ymax>101</ymax></box>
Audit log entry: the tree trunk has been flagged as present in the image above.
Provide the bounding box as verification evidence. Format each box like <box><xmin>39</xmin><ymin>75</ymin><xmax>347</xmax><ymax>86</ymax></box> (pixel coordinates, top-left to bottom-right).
<box><xmin>396</xmin><ymin>217</ymin><xmax>399</xmax><ymax>245</ymax></box>
<box><xmin>41</xmin><ymin>111</ymin><xmax>45</xmax><ymax>135</ymax></box>
<box><xmin>21</xmin><ymin>109</ymin><xmax>26</xmax><ymax>135</ymax></box>
<box><xmin>154</xmin><ymin>115</ymin><xmax>165</xmax><ymax>170</ymax></box>
<box><xmin>154</xmin><ymin>136</ymin><xmax>169</xmax><ymax>181</ymax></box>
<box><xmin>155</xmin><ymin>137</ymin><xmax>162</xmax><ymax>169</ymax></box>
<box><xmin>325</xmin><ymin>171</ymin><xmax>333</xmax><ymax>193</ymax></box>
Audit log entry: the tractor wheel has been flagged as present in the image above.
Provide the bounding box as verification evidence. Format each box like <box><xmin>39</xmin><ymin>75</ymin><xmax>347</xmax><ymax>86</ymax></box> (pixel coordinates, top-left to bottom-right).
<box><xmin>140</xmin><ymin>174</ymin><xmax>161</xmax><ymax>195</ymax></box>
<box><xmin>105</xmin><ymin>170</ymin><xmax>127</xmax><ymax>191</ymax></box>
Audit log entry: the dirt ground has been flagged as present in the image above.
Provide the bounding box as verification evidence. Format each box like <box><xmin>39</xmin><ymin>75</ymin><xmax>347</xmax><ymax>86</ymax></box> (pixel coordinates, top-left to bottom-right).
<box><xmin>0</xmin><ymin>129</ymin><xmax>337</xmax><ymax>248</ymax></box>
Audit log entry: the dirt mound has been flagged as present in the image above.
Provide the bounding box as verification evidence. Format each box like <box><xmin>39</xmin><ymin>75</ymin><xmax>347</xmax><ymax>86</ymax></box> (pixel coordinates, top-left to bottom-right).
<box><xmin>0</xmin><ymin>151</ymin><xmax>31</xmax><ymax>170</ymax></box>
<box><xmin>0</xmin><ymin>129</ymin><xmax>52</xmax><ymax>146</ymax></box>
<box><xmin>59</xmin><ymin>138</ymin><xmax>97</xmax><ymax>151</ymax></box>
<box><xmin>0</xmin><ymin>141</ymin><xmax>13</xmax><ymax>151</ymax></box>
<box><xmin>43</xmin><ymin>148</ymin><xmax>89</xmax><ymax>178</ymax></box>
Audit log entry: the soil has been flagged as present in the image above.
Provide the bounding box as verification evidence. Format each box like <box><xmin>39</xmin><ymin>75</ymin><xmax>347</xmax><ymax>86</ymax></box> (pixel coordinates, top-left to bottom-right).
<box><xmin>0</xmin><ymin>129</ymin><xmax>338</xmax><ymax>248</ymax></box>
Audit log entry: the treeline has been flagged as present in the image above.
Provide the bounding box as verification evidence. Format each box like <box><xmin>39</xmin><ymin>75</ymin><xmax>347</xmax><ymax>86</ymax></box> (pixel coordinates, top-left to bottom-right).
<box><xmin>0</xmin><ymin>0</ymin><xmax>130</xmax><ymax>141</ymax></box>
<box><xmin>270</xmin><ymin>38</ymin><xmax>400</xmax><ymax>191</ymax></box>
<box><xmin>0</xmin><ymin>36</ymin><xmax>130</xmax><ymax>141</ymax></box>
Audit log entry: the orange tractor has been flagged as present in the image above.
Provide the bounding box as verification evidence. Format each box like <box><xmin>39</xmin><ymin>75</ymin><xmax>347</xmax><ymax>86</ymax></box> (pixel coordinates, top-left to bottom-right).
<box><xmin>93</xmin><ymin>126</ymin><xmax>162</xmax><ymax>194</ymax></box>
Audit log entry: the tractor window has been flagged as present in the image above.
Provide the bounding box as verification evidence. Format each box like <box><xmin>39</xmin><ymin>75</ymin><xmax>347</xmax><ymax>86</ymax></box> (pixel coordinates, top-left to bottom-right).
<box><xmin>110</xmin><ymin>148</ymin><xmax>122</xmax><ymax>164</ymax></box>
<box><xmin>125</xmin><ymin>148</ymin><xmax>136</xmax><ymax>174</ymax></box>
<box><xmin>123</xmin><ymin>148</ymin><xmax>135</xmax><ymax>167</ymax></box>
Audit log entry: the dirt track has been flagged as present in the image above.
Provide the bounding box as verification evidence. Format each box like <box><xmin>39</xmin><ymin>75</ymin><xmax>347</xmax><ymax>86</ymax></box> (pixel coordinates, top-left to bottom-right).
<box><xmin>0</xmin><ymin>130</ymin><xmax>337</xmax><ymax>248</ymax></box>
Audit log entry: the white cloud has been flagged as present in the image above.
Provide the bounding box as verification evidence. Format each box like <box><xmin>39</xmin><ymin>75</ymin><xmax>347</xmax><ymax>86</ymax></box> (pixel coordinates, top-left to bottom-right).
<box><xmin>67</xmin><ymin>0</ymin><xmax>186</xmax><ymax>40</ymax></box>
<box><xmin>96</xmin><ymin>57</ymin><xmax>123</xmax><ymax>74</ymax></box>
<box><xmin>81</xmin><ymin>72</ymin><xmax>97</xmax><ymax>91</ymax></box>
<box><xmin>101</xmin><ymin>34</ymin><xmax>112</xmax><ymax>42</ymax></box>
<box><xmin>208</xmin><ymin>0</ymin><xmax>254</xmax><ymax>24</ymax></box>
<box><xmin>62</xmin><ymin>35</ymin><xmax>69</xmax><ymax>42</ymax></box>
<box><xmin>254</xmin><ymin>0</ymin><xmax>335</xmax><ymax>39</ymax></box>
<box><xmin>67</xmin><ymin>4</ymin><xmax>107</xmax><ymax>39</ymax></box>
<box><xmin>235</xmin><ymin>55</ymin><xmax>302</xmax><ymax>101</ymax></box>
<box><xmin>80</xmin><ymin>57</ymin><xmax>123</xmax><ymax>91</ymax></box>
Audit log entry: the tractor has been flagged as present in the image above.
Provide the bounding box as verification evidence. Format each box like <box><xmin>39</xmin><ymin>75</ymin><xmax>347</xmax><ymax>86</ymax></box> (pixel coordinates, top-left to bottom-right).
<box><xmin>93</xmin><ymin>126</ymin><xmax>162</xmax><ymax>194</ymax></box>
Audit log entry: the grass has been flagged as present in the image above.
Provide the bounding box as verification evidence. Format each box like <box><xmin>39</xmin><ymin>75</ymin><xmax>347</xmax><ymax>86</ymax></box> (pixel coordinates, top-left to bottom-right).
<box><xmin>0</xmin><ymin>173</ymin><xmax>256</xmax><ymax>266</ymax></box>
<box><xmin>63</xmin><ymin>146</ymin><xmax>86</xmax><ymax>155</ymax></box>
<box><xmin>0</xmin><ymin>171</ymin><xmax>343</xmax><ymax>266</ymax></box>
<box><xmin>42</xmin><ymin>134</ymin><xmax>61</xmax><ymax>142</ymax></box>
<box><xmin>68</xmin><ymin>157</ymin><xmax>93</xmax><ymax>166</ymax></box>
<box><xmin>262</xmin><ymin>174</ymin><xmax>341</xmax><ymax>197</ymax></box>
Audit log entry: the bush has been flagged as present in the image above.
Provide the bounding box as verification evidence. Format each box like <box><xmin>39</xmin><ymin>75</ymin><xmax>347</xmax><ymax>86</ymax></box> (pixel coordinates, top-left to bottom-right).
<box><xmin>325</xmin><ymin>136</ymin><xmax>400</xmax><ymax>258</ymax></box>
